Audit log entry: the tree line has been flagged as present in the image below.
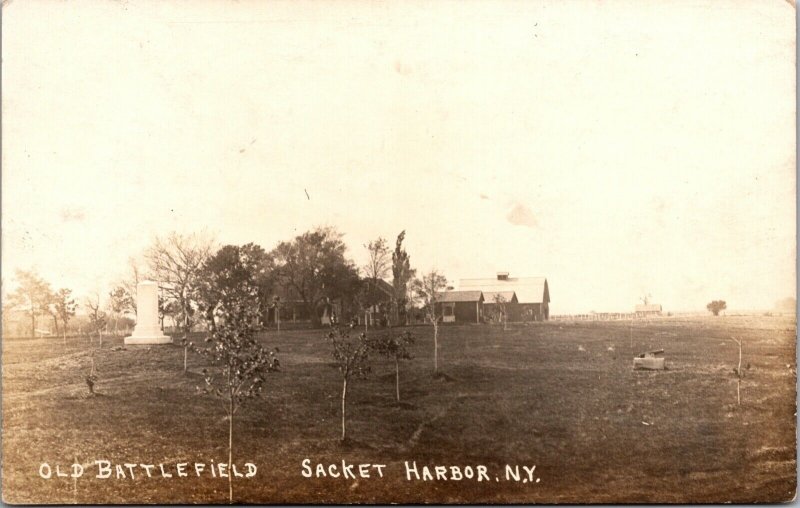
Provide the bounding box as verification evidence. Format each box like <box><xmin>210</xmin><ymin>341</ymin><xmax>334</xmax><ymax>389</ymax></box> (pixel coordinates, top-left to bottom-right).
<box><xmin>3</xmin><ymin>226</ymin><xmax>453</xmax><ymax>339</ymax></box>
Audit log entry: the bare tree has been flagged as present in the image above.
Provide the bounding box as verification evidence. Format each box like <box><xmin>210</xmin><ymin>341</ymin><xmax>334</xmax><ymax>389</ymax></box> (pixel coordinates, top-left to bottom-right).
<box><xmin>410</xmin><ymin>270</ymin><xmax>447</xmax><ymax>374</ymax></box>
<box><xmin>85</xmin><ymin>293</ymin><xmax>107</xmax><ymax>344</ymax></box>
<box><xmin>120</xmin><ymin>257</ymin><xmax>142</xmax><ymax>314</ymax></box>
<box><xmin>373</xmin><ymin>330</ymin><xmax>415</xmax><ymax>402</ymax></box>
<box><xmin>364</xmin><ymin>237</ymin><xmax>391</xmax><ymax>281</ymax></box>
<box><xmin>327</xmin><ymin>326</ymin><xmax>372</xmax><ymax>442</ymax></box>
<box><xmin>361</xmin><ymin>237</ymin><xmax>391</xmax><ymax>329</ymax></box>
<box><xmin>145</xmin><ymin>231</ymin><xmax>215</xmax><ymax>334</ymax></box>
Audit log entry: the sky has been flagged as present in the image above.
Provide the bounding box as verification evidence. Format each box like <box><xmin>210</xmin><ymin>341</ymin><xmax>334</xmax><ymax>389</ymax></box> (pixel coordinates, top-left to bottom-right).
<box><xmin>2</xmin><ymin>0</ymin><xmax>796</xmax><ymax>314</ymax></box>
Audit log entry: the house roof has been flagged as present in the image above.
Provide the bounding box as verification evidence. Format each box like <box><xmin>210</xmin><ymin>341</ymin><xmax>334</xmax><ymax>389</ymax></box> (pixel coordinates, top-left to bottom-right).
<box><xmin>635</xmin><ymin>303</ymin><xmax>662</xmax><ymax>312</ymax></box>
<box><xmin>436</xmin><ymin>290</ymin><xmax>484</xmax><ymax>303</ymax></box>
<box><xmin>459</xmin><ymin>277</ymin><xmax>549</xmax><ymax>304</ymax></box>
<box><xmin>482</xmin><ymin>291</ymin><xmax>518</xmax><ymax>304</ymax></box>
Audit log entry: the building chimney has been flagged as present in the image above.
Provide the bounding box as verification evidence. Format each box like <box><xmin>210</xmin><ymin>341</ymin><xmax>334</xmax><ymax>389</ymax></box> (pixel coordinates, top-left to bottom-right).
<box><xmin>497</xmin><ymin>272</ymin><xmax>509</xmax><ymax>281</ymax></box>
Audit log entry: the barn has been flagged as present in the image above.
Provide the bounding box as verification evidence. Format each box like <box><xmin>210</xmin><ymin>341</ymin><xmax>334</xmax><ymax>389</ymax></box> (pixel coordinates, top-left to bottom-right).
<box><xmin>435</xmin><ymin>290</ymin><xmax>484</xmax><ymax>324</ymax></box>
<box><xmin>459</xmin><ymin>272</ymin><xmax>550</xmax><ymax>321</ymax></box>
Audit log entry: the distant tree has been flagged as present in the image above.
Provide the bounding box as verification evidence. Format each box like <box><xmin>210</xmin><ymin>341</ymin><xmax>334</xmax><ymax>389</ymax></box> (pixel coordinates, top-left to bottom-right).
<box><xmin>187</xmin><ymin>283</ymin><xmax>279</xmax><ymax>503</ymax></box>
<box><xmin>493</xmin><ymin>293</ymin><xmax>509</xmax><ymax>331</ymax></box>
<box><xmin>43</xmin><ymin>289</ymin><xmax>61</xmax><ymax>337</ymax></box>
<box><xmin>53</xmin><ymin>288</ymin><xmax>77</xmax><ymax>344</ymax></box>
<box><xmin>361</xmin><ymin>237</ymin><xmax>391</xmax><ymax>329</ymax></box>
<box><xmin>373</xmin><ymin>330</ymin><xmax>415</xmax><ymax>402</ymax></box>
<box><xmin>8</xmin><ymin>270</ymin><xmax>52</xmax><ymax>338</ymax></box>
<box><xmin>326</xmin><ymin>326</ymin><xmax>372</xmax><ymax>442</ymax></box>
<box><xmin>391</xmin><ymin>231</ymin><xmax>415</xmax><ymax>326</ymax></box>
<box><xmin>364</xmin><ymin>237</ymin><xmax>391</xmax><ymax>281</ymax></box>
<box><xmin>108</xmin><ymin>286</ymin><xmax>135</xmax><ymax>334</ymax></box>
<box><xmin>195</xmin><ymin>243</ymin><xmax>275</xmax><ymax>331</ymax></box>
<box><xmin>145</xmin><ymin>231</ymin><xmax>215</xmax><ymax>334</ymax></box>
<box><xmin>410</xmin><ymin>270</ymin><xmax>448</xmax><ymax>374</ymax></box>
<box><xmin>707</xmin><ymin>300</ymin><xmax>727</xmax><ymax>316</ymax></box>
<box><xmin>85</xmin><ymin>293</ymin><xmax>107</xmax><ymax>342</ymax></box>
<box><xmin>117</xmin><ymin>257</ymin><xmax>142</xmax><ymax>315</ymax></box>
<box><xmin>272</xmin><ymin>227</ymin><xmax>360</xmax><ymax>326</ymax></box>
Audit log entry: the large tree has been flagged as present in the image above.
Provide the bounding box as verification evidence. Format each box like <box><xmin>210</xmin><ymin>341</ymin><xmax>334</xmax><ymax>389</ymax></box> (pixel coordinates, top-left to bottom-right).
<box><xmin>195</xmin><ymin>243</ymin><xmax>275</xmax><ymax>331</ymax></box>
<box><xmin>8</xmin><ymin>270</ymin><xmax>52</xmax><ymax>338</ymax></box>
<box><xmin>145</xmin><ymin>232</ymin><xmax>215</xmax><ymax>333</ymax></box>
<box><xmin>391</xmin><ymin>231</ymin><xmax>415</xmax><ymax>326</ymax></box>
<box><xmin>410</xmin><ymin>270</ymin><xmax>447</xmax><ymax>374</ymax></box>
<box><xmin>272</xmin><ymin>227</ymin><xmax>360</xmax><ymax>326</ymax></box>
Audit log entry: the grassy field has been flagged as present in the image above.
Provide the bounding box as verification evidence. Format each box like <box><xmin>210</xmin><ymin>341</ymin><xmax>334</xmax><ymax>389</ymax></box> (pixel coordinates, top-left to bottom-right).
<box><xmin>2</xmin><ymin>315</ymin><xmax>796</xmax><ymax>503</ymax></box>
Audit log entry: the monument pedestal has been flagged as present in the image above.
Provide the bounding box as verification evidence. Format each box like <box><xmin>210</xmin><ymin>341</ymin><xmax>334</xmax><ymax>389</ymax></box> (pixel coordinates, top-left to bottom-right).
<box><xmin>124</xmin><ymin>331</ymin><xmax>171</xmax><ymax>345</ymax></box>
<box><xmin>124</xmin><ymin>281</ymin><xmax>172</xmax><ymax>345</ymax></box>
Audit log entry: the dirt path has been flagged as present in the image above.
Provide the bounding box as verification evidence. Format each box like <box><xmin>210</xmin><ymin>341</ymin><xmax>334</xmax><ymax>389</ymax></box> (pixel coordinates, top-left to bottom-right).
<box><xmin>402</xmin><ymin>393</ymin><xmax>465</xmax><ymax>452</ymax></box>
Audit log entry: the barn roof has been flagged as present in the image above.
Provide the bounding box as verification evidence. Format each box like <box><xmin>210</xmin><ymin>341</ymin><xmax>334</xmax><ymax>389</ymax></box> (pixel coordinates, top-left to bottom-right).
<box><xmin>436</xmin><ymin>290</ymin><xmax>484</xmax><ymax>303</ymax></box>
<box><xmin>482</xmin><ymin>291</ymin><xmax>518</xmax><ymax>304</ymax></box>
<box><xmin>459</xmin><ymin>276</ymin><xmax>549</xmax><ymax>304</ymax></box>
<box><xmin>635</xmin><ymin>303</ymin><xmax>662</xmax><ymax>312</ymax></box>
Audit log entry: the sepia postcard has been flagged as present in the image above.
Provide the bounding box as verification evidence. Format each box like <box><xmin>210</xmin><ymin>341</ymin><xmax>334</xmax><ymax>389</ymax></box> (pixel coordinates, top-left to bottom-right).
<box><xmin>1</xmin><ymin>0</ymin><xmax>796</xmax><ymax>504</ymax></box>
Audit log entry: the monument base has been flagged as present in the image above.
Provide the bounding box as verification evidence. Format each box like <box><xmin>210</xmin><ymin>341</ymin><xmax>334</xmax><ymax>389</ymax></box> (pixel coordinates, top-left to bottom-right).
<box><xmin>125</xmin><ymin>334</ymin><xmax>172</xmax><ymax>345</ymax></box>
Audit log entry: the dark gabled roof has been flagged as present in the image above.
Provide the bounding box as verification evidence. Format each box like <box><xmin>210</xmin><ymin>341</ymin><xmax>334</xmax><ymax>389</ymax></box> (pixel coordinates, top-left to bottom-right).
<box><xmin>436</xmin><ymin>290</ymin><xmax>484</xmax><ymax>303</ymax></box>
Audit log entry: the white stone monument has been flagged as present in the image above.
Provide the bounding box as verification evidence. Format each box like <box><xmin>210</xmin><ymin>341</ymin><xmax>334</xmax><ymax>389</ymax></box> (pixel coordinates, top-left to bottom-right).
<box><xmin>124</xmin><ymin>281</ymin><xmax>171</xmax><ymax>345</ymax></box>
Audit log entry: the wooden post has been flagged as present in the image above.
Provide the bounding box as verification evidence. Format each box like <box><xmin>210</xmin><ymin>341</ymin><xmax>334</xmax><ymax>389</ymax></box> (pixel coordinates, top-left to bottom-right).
<box><xmin>73</xmin><ymin>455</ymin><xmax>78</xmax><ymax>503</ymax></box>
